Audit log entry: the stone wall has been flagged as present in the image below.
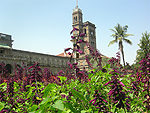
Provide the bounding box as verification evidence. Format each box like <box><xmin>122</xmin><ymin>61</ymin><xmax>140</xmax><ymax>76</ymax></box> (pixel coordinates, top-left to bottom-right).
<box><xmin>0</xmin><ymin>48</ymin><xmax>71</xmax><ymax>74</ymax></box>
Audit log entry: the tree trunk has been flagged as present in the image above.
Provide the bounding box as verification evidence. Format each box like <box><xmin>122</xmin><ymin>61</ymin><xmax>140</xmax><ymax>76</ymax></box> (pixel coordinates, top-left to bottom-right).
<box><xmin>119</xmin><ymin>42</ymin><xmax>125</xmax><ymax>67</ymax></box>
<box><xmin>121</xmin><ymin>49</ymin><xmax>126</xmax><ymax>67</ymax></box>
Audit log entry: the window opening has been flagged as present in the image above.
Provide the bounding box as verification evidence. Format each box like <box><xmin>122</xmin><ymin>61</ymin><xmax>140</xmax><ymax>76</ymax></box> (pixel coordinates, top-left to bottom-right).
<box><xmin>0</xmin><ymin>49</ymin><xmax>4</xmax><ymax>54</ymax></box>
<box><xmin>84</xmin><ymin>29</ymin><xmax>86</xmax><ymax>34</ymax></box>
<box><xmin>6</xmin><ymin>64</ymin><xmax>12</xmax><ymax>74</ymax></box>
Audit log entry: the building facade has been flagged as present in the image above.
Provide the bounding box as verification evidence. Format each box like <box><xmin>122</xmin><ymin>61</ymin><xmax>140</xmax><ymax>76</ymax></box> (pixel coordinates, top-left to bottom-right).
<box><xmin>0</xmin><ymin>5</ymin><xmax>97</xmax><ymax>74</ymax></box>
<box><xmin>0</xmin><ymin>33</ymin><xmax>70</xmax><ymax>74</ymax></box>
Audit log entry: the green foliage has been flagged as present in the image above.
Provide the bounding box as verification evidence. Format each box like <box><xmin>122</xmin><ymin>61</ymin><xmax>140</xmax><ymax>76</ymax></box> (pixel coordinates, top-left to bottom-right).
<box><xmin>135</xmin><ymin>31</ymin><xmax>150</xmax><ymax>63</ymax></box>
<box><xmin>90</xmin><ymin>56</ymin><xmax>110</xmax><ymax>69</ymax></box>
<box><xmin>1</xmin><ymin>61</ymin><xmax>150</xmax><ymax>113</ymax></box>
<box><xmin>42</xmin><ymin>83</ymin><xmax>56</xmax><ymax>98</ymax></box>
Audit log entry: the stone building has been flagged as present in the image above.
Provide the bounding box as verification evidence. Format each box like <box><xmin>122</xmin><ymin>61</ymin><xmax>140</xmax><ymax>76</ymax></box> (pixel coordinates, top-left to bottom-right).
<box><xmin>72</xmin><ymin>5</ymin><xmax>97</xmax><ymax>70</ymax></box>
<box><xmin>0</xmin><ymin>4</ymin><xmax>97</xmax><ymax>74</ymax></box>
<box><xmin>0</xmin><ymin>33</ymin><xmax>70</xmax><ymax>74</ymax></box>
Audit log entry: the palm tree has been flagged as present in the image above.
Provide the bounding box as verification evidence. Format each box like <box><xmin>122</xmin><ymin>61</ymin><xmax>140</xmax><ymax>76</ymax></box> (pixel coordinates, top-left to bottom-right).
<box><xmin>108</xmin><ymin>23</ymin><xmax>134</xmax><ymax>66</ymax></box>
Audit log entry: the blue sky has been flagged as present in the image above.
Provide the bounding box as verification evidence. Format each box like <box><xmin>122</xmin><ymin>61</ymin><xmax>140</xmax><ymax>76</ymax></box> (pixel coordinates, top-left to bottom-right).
<box><xmin>0</xmin><ymin>0</ymin><xmax>150</xmax><ymax>65</ymax></box>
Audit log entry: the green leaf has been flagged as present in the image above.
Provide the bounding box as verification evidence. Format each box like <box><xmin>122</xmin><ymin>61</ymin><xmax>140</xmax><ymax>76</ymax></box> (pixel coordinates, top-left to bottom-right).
<box><xmin>0</xmin><ymin>82</ymin><xmax>7</xmax><ymax>87</ymax></box>
<box><xmin>106</xmin><ymin>64</ymin><xmax>110</xmax><ymax>68</ymax></box>
<box><xmin>27</xmin><ymin>88</ymin><xmax>33</xmax><ymax>98</ymax></box>
<box><xmin>57</xmin><ymin>76</ymin><xmax>67</xmax><ymax>82</ymax></box>
<box><xmin>43</xmin><ymin>83</ymin><xmax>55</xmax><ymax>97</ymax></box>
<box><xmin>0</xmin><ymin>102</ymin><xmax>5</xmax><ymax>111</ymax></box>
<box><xmin>88</xmin><ymin>73</ymin><xmax>93</xmax><ymax>79</ymax></box>
<box><xmin>81</xmin><ymin>110</ymin><xmax>86</xmax><ymax>113</ymax></box>
<box><xmin>93</xmin><ymin>68</ymin><xmax>96</xmax><ymax>72</ymax></box>
<box><xmin>29</xmin><ymin>105</ymin><xmax>38</xmax><ymax>112</ymax></box>
<box><xmin>65</xmin><ymin>102</ymin><xmax>76</xmax><ymax>113</ymax></box>
<box><xmin>26</xmin><ymin>85</ymin><xmax>31</xmax><ymax>88</ymax></box>
<box><xmin>52</xmin><ymin>100</ymin><xmax>64</xmax><ymax>111</ymax></box>
<box><xmin>71</xmin><ymin>89</ymin><xmax>87</xmax><ymax>103</ymax></box>
<box><xmin>40</xmin><ymin>97</ymin><xmax>51</xmax><ymax>105</ymax></box>
<box><xmin>103</xmin><ymin>88</ymin><xmax>109</xmax><ymax>92</ymax></box>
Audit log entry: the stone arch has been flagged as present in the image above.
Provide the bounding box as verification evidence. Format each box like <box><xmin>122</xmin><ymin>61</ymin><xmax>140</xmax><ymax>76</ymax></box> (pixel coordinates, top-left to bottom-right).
<box><xmin>32</xmin><ymin>56</ymin><xmax>36</xmax><ymax>63</ymax></box>
<box><xmin>59</xmin><ymin>59</ymin><xmax>62</xmax><ymax>65</ymax></box>
<box><xmin>54</xmin><ymin>59</ymin><xmax>57</xmax><ymax>65</ymax></box>
<box><xmin>5</xmin><ymin>64</ymin><xmax>12</xmax><ymax>74</ymax></box>
<box><xmin>44</xmin><ymin>58</ymin><xmax>47</xmax><ymax>64</ymax></box>
<box><xmin>49</xmin><ymin>58</ymin><xmax>51</xmax><ymax>64</ymax></box>
<box><xmin>39</xmin><ymin>57</ymin><xmax>41</xmax><ymax>63</ymax></box>
<box><xmin>63</xmin><ymin>60</ymin><xmax>65</xmax><ymax>66</ymax></box>
<box><xmin>26</xmin><ymin>56</ymin><xmax>30</xmax><ymax>62</ymax></box>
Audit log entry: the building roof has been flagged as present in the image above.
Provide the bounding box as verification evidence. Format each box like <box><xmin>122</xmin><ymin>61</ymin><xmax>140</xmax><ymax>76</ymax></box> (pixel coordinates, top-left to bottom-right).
<box><xmin>57</xmin><ymin>52</ymin><xmax>72</xmax><ymax>57</ymax></box>
<box><xmin>0</xmin><ymin>43</ymin><xmax>11</xmax><ymax>49</ymax></box>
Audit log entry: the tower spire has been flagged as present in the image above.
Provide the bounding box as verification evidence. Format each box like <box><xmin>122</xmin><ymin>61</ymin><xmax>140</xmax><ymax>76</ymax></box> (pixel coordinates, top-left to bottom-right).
<box><xmin>76</xmin><ymin>0</ymin><xmax>78</xmax><ymax>8</ymax></box>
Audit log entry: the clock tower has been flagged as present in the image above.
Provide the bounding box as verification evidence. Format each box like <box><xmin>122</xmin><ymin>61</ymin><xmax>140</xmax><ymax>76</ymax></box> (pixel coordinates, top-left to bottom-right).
<box><xmin>72</xmin><ymin>1</ymin><xmax>97</xmax><ymax>70</ymax></box>
<box><xmin>72</xmin><ymin>3</ymin><xmax>96</xmax><ymax>56</ymax></box>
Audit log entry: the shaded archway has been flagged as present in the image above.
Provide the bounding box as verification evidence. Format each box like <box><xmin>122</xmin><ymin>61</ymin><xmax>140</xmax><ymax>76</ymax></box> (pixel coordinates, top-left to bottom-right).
<box><xmin>5</xmin><ymin>64</ymin><xmax>12</xmax><ymax>74</ymax></box>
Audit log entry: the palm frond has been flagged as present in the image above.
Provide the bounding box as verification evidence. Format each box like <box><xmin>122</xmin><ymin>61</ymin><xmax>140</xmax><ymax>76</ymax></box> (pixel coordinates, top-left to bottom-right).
<box><xmin>124</xmin><ymin>34</ymin><xmax>134</xmax><ymax>37</ymax></box>
<box><xmin>110</xmin><ymin>34</ymin><xmax>118</xmax><ymax>38</ymax></box>
<box><xmin>110</xmin><ymin>29</ymin><xmax>117</xmax><ymax>33</ymax></box>
<box><xmin>108</xmin><ymin>40</ymin><xmax>117</xmax><ymax>47</ymax></box>
<box><xmin>123</xmin><ymin>25</ymin><xmax>128</xmax><ymax>32</ymax></box>
<box><xmin>123</xmin><ymin>38</ymin><xmax>133</xmax><ymax>45</ymax></box>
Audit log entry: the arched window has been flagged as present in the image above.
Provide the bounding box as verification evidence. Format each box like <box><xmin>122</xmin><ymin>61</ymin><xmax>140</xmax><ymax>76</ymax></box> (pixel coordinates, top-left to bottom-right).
<box><xmin>63</xmin><ymin>61</ymin><xmax>66</xmax><ymax>66</ymax></box>
<box><xmin>59</xmin><ymin>60</ymin><xmax>62</xmax><ymax>65</ymax></box>
<box><xmin>76</xmin><ymin>16</ymin><xmax>77</xmax><ymax>21</ymax></box>
<box><xmin>27</xmin><ymin>56</ymin><xmax>30</xmax><ymax>62</ymax></box>
<box><xmin>49</xmin><ymin>58</ymin><xmax>51</xmax><ymax>64</ymax></box>
<box><xmin>39</xmin><ymin>58</ymin><xmax>41</xmax><ymax>63</ymax></box>
<box><xmin>32</xmin><ymin>57</ymin><xmax>36</xmax><ymax>63</ymax></box>
<box><xmin>54</xmin><ymin>59</ymin><xmax>57</xmax><ymax>65</ymax></box>
<box><xmin>78</xmin><ymin>61</ymin><xmax>80</xmax><ymax>66</ymax></box>
<box><xmin>44</xmin><ymin>58</ymin><xmax>47</xmax><ymax>64</ymax></box>
<box><xmin>83</xmin><ymin>61</ymin><xmax>85</xmax><ymax>66</ymax></box>
<box><xmin>0</xmin><ymin>49</ymin><xmax>4</xmax><ymax>54</ymax></box>
<box><xmin>84</xmin><ymin>29</ymin><xmax>86</xmax><ymax>34</ymax></box>
<box><xmin>6</xmin><ymin>64</ymin><xmax>12</xmax><ymax>74</ymax></box>
<box><xmin>76</xmin><ymin>53</ymin><xmax>79</xmax><ymax>58</ymax></box>
<box><xmin>74</xmin><ymin>17</ymin><xmax>76</xmax><ymax>22</ymax></box>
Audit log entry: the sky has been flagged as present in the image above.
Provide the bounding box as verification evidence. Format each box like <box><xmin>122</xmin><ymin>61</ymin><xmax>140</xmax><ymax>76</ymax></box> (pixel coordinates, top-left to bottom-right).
<box><xmin>0</xmin><ymin>0</ymin><xmax>150</xmax><ymax>65</ymax></box>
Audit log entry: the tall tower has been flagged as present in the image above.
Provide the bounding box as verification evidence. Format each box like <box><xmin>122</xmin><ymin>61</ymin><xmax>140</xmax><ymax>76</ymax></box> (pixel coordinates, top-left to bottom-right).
<box><xmin>72</xmin><ymin>1</ymin><xmax>96</xmax><ymax>57</ymax></box>
<box><xmin>72</xmin><ymin>6</ymin><xmax>83</xmax><ymax>36</ymax></box>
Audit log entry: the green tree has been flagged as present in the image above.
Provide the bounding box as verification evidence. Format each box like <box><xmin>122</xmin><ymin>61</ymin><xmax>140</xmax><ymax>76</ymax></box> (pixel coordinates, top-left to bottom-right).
<box><xmin>135</xmin><ymin>31</ymin><xmax>150</xmax><ymax>63</ymax></box>
<box><xmin>90</xmin><ymin>56</ymin><xmax>110</xmax><ymax>69</ymax></box>
<box><xmin>108</xmin><ymin>23</ymin><xmax>134</xmax><ymax>66</ymax></box>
